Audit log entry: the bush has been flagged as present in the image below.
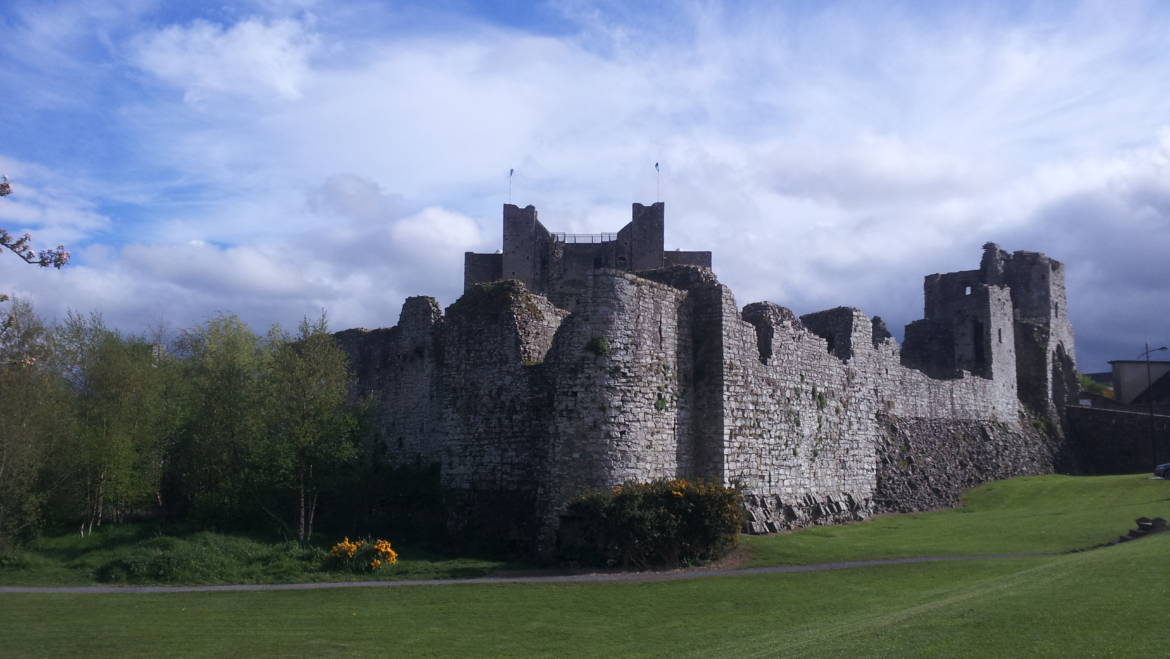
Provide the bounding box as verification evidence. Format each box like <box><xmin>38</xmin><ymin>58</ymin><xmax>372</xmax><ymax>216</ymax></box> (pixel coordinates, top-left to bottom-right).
<box><xmin>585</xmin><ymin>336</ymin><xmax>609</xmax><ymax>356</ymax></box>
<box><xmin>325</xmin><ymin>537</ymin><xmax>399</xmax><ymax>572</ymax></box>
<box><xmin>96</xmin><ymin>552</ymin><xmax>181</xmax><ymax>583</ymax></box>
<box><xmin>559</xmin><ymin>479</ymin><xmax>743</xmax><ymax>569</ymax></box>
<box><xmin>91</xmin><ymin>531</ymin><xmax>328</xmax><ymax>584</ymax></box>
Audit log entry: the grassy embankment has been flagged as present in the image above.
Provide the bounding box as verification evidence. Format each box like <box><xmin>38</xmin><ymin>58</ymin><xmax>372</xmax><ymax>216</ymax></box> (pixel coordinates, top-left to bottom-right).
<box><xmin>2</xmin><ymin>473</ymin><xmax>1168</xmax><ymax>656</ymax></box>
<box><xmin>744</xmin><ymin>472</ymin><xmax>1170</xmax><ymax>565</ymax></box>
<box><xmin>0</xmin><ymin>525</ymin><xmax>514</xmax><ymax>587</ymax></box>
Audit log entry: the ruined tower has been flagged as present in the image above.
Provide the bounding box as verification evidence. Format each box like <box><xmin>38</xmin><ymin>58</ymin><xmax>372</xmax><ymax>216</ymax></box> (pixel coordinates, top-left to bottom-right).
<box><xmin>979</xmin><ymin>243</ymin><xmax>1078</xmax><ymax>424</ymax></box>
<box><xmin>902</xmin><ymin>242</ymin><xmax>1075</xmax><ymax>426</ymax></box>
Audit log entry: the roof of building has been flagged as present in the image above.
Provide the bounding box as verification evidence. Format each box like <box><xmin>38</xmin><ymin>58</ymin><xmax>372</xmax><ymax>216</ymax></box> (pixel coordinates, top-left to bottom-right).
<box><xmin>1133</xmin><ymin>370</ymin><xmax>1170</xmax><ymax>406</ymax></box>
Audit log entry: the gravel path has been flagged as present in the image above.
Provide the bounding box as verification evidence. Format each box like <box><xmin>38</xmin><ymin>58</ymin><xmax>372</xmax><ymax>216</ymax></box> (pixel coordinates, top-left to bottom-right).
<box><xmin>0</xmin><ymin>554</ymin><xmax>1047</xmax><ymax>594</ymax></box>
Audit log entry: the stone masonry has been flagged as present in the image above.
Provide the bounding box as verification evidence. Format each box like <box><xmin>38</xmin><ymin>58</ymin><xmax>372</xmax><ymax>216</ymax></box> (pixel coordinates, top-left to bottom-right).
<box><xmin>337</xmin><ymin>203</ymin><xmax>1077</xmax><ymax>551</ymax></box>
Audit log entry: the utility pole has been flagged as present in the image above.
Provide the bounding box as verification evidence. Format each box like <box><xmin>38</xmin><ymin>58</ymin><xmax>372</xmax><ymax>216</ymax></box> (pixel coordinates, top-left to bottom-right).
<box><xmin>1140</xmin><ymin>343</ymin><xmax>1167</xmax><ymax>468</ymax></box>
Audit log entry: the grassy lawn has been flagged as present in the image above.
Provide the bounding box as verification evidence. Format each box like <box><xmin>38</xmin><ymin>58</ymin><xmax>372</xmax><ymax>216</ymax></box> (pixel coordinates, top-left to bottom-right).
<box><xmin>2</xmin><ymin>474</ymin><xmax>1166</xmax><ymax>587</ymax></box>
<box><xmin>2</xmin><ymin>473</ymin><xmax>1169</xmax><ymax>656</ymax></box>
<box><xmin>744</xmin><ymin>473</ymin><xmax>1170</xmax><ymax>566</ymax></box>
<box><xmin>2</xmin><ymin>535</ymin><xmax>1167</xmax><ymax>656</ymax></box>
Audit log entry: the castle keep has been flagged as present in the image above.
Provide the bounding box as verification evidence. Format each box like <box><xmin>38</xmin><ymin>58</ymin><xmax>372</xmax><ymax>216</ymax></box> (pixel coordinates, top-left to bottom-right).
<box><xmin>337</xmin><ymin>203</ymin><xmax>1077</xmax><ymax>549</ymax></box>
<box><xmin>463</xmin><ymin>202</ymin><xmax>711</xmax><ymax>302</ymax></box>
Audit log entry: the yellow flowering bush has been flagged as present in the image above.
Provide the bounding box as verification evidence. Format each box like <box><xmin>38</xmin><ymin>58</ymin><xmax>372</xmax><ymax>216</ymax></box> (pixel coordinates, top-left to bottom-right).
<box><xmin>330</xmin><ymin>537</ymin><xmax>360</xmax><ymax>559</ymax></box>
<box><xmin>560</xmin><ymin>479</ymin><xmax>743</xmax><ymax>569</ymax></box>
<box><xmin>326</xmin><ymin>536</ymin><xmax>399</xmax><ymax>572</ymax></box>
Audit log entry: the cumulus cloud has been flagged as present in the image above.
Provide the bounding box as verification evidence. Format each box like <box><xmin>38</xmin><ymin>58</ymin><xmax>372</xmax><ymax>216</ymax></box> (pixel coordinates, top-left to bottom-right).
<box><xmin>0</xmin><ymin>156</ymin><xmax>110</xmax><ymax>246</ymax></box>
<box><xmin>130</xmin><ymin>16</ymin><xmax>318</xmax><ymax>104</ymax></box>
<box><xmin>3</xmin><ymin>1</ymin><xmax>1170</xmax><ymax>371</ymax></box>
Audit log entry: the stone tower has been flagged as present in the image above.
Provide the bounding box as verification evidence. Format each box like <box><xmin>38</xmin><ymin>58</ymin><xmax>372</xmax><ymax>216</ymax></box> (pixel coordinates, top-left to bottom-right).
<box><xmin>902</xmin><ymin>242</ymin><xmax>1076</xmax><ymax>426</ymax></box>
<box><xmin>464</xmin><ymin>202</ymin><xmax>712</xmax><ymax>302</ymax></box>
<box><xmin>902</xmin><ymin>258</ymin><xmax>1018</xmax><ymax>384</ymax></box>
<box><xmin>979</xmin><ymin>243</ymin><xmax>1078</xmax><ymax>424</ymax></box>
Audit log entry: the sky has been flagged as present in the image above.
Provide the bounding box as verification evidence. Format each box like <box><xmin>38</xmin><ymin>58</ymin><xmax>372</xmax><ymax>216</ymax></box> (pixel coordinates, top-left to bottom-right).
<box><xmin>2</xmin><ymin>0</ymin><xmax>1169</xmax><ymax>372</ymax></box>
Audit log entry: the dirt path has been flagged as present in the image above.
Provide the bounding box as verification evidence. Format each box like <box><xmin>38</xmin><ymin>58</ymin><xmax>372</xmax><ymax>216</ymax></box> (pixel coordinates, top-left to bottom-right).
<box><xmin>0</xmin><ymin>554</ymin><xmax>1047</xmax><ymax>594</ymax></box>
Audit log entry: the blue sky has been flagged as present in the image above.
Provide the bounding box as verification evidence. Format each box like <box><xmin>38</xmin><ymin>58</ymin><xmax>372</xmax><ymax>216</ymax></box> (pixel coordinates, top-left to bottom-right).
<box><xmin>3</xmin><ymin>0</ymin><xmax>1170</xmax><ymax>371</ymax></box>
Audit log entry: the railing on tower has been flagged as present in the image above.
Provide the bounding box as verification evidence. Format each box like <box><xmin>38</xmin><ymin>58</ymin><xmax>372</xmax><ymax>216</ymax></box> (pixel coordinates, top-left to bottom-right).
<box><xmin>551</xmin><ymin>233</ymin><xmax>617</xmax><ymax>244</ymax></box>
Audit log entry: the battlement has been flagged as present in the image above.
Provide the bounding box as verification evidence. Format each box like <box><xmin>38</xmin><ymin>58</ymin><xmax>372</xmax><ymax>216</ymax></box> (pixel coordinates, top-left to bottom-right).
<box><xmin>464</xmin><ymin>202</ymin><xmax>712</xmax><ymax>302</ymax></box>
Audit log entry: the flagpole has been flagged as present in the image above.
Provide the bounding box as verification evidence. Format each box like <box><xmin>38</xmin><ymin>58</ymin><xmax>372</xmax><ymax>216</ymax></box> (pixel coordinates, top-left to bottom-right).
<box><xmin>655</xmin><ymin>162</ymin><xmax>660</xmax><ymax>202</ymax></box>
<box><xmin>508</xmin><ymin>168</ymin><xmax>514</xmax><ymax>204</ymax></box>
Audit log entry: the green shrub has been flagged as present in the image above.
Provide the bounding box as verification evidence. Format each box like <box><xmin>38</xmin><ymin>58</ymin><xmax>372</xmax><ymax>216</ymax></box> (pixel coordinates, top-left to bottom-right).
<box><xmin>0</xmin><ymin>550</ymin><xmax>32</xmax><ymax>570</ymax></box>
<box><xmin>91</xmin><ymin>532</ymin><xmax>327</xmax><ymax>584</ymax></box>
<box><xmin>324</xmin><ymin>537</ymin><xmax>399</xmax><ymax>572</ymax></box>
<box><xmin>559</xmin><ymin>479</ymin><xmax>743</xmax><ymax>569</ymax></box>
<box><xmin>585</xmin><ymin>336</ymin><xmax>610</xmax><ymax>356</ymax></box>
<box><xmin>96</xmin><ymin>552</ymin><xmax>181</xmax><ymax>583</ymax></box>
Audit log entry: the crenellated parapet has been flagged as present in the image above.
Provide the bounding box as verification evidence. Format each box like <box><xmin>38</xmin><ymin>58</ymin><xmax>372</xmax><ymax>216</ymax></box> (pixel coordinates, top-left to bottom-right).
<box><xmin>464</xmin><ymin>202</ymin><xmax>711</xmax><ymax>308</ymax></box>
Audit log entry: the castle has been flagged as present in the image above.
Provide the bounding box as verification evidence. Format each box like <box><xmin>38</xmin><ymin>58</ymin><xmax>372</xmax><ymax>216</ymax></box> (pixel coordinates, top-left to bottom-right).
<box><xmin>336</xmin><ymin>202</ymin><xmax>1078</xmax><ymax>550</ymax></box>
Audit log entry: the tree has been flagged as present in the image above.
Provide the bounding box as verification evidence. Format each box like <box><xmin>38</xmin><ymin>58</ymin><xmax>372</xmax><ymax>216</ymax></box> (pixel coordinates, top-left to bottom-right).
<box><xmin>54</xmin><ymin>313</ymin><xmax>171</xmax><ymax>534</ymax></box>
<box><xmin>0</xmin><ymin>177</ymin><xmax>69</xmax><ymax>268</ymax></box>
<box><xmin>261</xmin><ymin>315</ymin><xmax>357</xmax><ymax>542</ymax></box>
<box><xmin>165</xmin><ymin>314</ymin><xmax>271</xmax><ymax>525</ymax></box>
<box><xmin>1078</xmin><ymin>373</ymin><xmax>1110</xmax><ymax>397</ymax></box>
<box><xmin>0</xmin><ymin>300</ymin><xmax>73</xmax><ymax>544</ymax></box>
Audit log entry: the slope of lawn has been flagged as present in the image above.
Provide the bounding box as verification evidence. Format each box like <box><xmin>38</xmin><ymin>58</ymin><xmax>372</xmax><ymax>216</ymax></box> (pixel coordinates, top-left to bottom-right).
<box><xmin>1</xmin><ymin>473</ymin><xmax>1166</xmax><ymax>587</ymax></box>
<box><xmin>0</xmin><ymin>525</ymin><xmax>515</xmax><ymax>587</ymax></box>
<box><xmin>744</xmin><ymin>473</ymin><xmax>1170</xmax><ymax>566</ymax></box>
<box><xmin>2</xmin><ymin>533</ymin><xmax>1167</xmax><ymax>657</ymax></box>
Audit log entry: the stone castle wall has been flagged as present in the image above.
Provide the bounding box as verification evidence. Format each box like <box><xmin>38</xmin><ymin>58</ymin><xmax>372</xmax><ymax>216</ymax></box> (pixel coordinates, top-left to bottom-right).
<box><xmin>339</xmin><ymin>245</ymin><xmax>1070</xmax><ymax>550</ymax></box>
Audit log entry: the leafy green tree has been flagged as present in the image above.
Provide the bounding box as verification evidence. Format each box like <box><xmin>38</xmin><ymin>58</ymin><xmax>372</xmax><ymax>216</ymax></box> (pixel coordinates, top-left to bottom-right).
<box><xmin>1078</xmin><ymin>373</ymin><xmax>1110</xmax><ymax>397</ymax></box>
<box><xmin>0</xmin><ymin>300</ymin><xmax>73</xmax><ymax>544</ymax></box>
<box><xmin>261</xmin><ymin>315</ymin><xmax>357</xmax><ymax>542</ymax></box>
<box><xmin>54</xmin><ymin>313</ymin><xmax>171</xmax><ymax>534</ymax></box>
<box><xmin>166</xmin><ymin>314</ymin><xmax>271</xmax><ymax>525</ymax></box>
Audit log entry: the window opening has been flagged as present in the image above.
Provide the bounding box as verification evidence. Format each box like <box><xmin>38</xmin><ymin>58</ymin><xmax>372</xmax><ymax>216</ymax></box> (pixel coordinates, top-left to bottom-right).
<box><xmin>972</xmin><ymin>320</ymin><xmax>986</xmax><ymax>367</ymax></box>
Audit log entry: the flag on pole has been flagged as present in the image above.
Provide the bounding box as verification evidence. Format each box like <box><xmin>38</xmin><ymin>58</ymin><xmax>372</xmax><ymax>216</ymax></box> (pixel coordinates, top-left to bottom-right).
<box><xmin>654</xmin><ymin>162</ymin><xmax>659</xmax><ymax>172</ymax></box>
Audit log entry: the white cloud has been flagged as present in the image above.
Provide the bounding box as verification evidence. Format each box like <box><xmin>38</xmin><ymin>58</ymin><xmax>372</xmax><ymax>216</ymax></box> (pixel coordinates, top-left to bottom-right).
<box><xmin>131</xmin><ymin>16</ymin><xmax>318</xmax><ymax>104</ymax></box>
<box><xmin>391</xmin><ymin>207</ymin><xmax>483</xmax><ymax>254</ymax></box>
<box><xmin>0</xmin><ymin>156</ymin><xmax>111</xmax><ymax>246</ymax></box>
<box><xmin>4</xmin><ymin>1</ymin><xmax>1170</xmax><ymax>371</ymax></box>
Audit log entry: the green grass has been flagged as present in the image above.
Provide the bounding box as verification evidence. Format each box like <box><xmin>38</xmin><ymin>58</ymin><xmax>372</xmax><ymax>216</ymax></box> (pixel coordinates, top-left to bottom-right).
<box><xmin>2</xmin><ymin>535</ymin><xmax>1167</xmax><ymax>656</ymax></box>
<box><xmin>744</xmin><ymin>473</ymin><xmax>1170</xmax><ymax>566</ymax></box>
<box><xmin>3</xmin><ymin>474</ymin><xmax>1167</xmax><ymax>586</ymax></box>
<box><xmin>2</xmin><ymin>474</ymin><xmax>1169</xmax><ymax>656</ymax></box>
<box><xmin>0</xmin><ymin>524</ymin><xmax>515</xmax><ymax>586</ymax></box>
